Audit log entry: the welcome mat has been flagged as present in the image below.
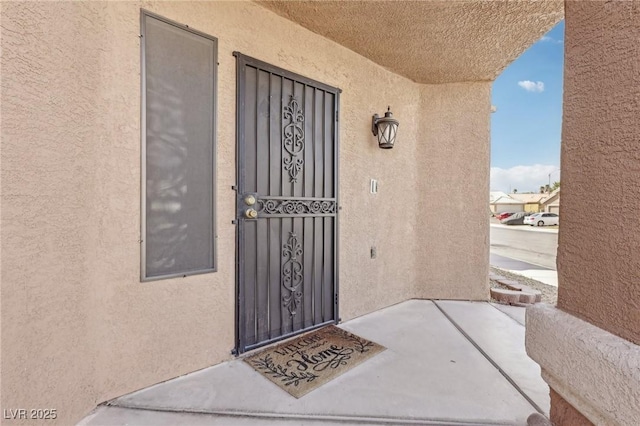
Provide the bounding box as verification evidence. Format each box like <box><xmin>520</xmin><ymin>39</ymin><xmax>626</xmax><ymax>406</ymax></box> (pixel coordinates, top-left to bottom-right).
<box><xmin>244</xmin><ymin>325</ymin><xmax>386</xmax><ymax>398</ymax></box>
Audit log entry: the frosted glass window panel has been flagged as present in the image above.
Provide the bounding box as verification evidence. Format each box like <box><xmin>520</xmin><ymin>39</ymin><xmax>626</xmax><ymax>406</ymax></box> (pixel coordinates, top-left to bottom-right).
<box><xmin>142</xmin><ymin>13</ymin><xmax>217</xmax><ymax>279</ymax></box>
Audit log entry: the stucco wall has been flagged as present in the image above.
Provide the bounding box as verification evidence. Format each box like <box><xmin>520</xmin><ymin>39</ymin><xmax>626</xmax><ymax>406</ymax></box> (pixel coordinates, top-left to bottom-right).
<box><xmin>550</xmin><ymin>389</ymin><xmax>594</xmax><ymax>426</ymax></box>
<box><xmin>416</xmin><ymin>83</ymin><xmax>491</xmax><ymax>300</ymax></box>
<box><xmin>526</xmin><ymin>304</ymin><xmax>640</xmax><ymax>425</ymax></box>
<box><xmin>1</xmin><ymin>1</ymin><xmax>489</xmax><ymax>424</ymax></box>
<box><xmin>558</xmin><ymin>0</ymin><xmax>640</xmax><ymax>346</ymax></box>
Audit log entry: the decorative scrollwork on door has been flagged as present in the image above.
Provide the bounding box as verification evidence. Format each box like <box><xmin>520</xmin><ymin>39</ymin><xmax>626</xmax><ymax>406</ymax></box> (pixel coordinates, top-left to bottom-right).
<box><xmin>258</xmin><ymin>198</ymin><xmax>337</xmax><ymax>215</ymax></box>
<box><xmin>282</xmin><ymin>232</ymin><xmax>303</xmax><ymax>316</ymax></box>
<box><xmin>283</xmin><ymin>96</ymin><xmax>305</xmax><ymax>183</ymax></box>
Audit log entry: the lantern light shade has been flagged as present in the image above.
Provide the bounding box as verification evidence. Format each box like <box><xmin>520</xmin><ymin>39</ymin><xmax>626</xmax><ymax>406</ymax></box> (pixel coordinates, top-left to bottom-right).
<box><xmin>372</xmin><ymin>106</ymin><xmax>399</xmax><ymax>149</ymax></box>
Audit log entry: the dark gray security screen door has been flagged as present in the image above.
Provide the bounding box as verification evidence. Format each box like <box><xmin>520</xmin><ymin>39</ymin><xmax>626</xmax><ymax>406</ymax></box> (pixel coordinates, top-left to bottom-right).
<box><xmin>235</xmin><ymin>53</ymin><xmax>339</xmax><ymax>354</ymax></box>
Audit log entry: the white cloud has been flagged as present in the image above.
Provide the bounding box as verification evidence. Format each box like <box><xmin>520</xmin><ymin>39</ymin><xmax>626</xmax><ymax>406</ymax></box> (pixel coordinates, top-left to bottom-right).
<box><xmin>518</xmin><ymin>80</ymin><xmax>545</xmax><ymax>92</ymax></box>
<box><xmin>540</xmin><ymin>36</ymin><xmax>563</xmax><ymax>44</ymax></box>
<box><xmin>491</xmin><ymin>165</ymin><xmax>560</xmax><ymax>193</ymax></box>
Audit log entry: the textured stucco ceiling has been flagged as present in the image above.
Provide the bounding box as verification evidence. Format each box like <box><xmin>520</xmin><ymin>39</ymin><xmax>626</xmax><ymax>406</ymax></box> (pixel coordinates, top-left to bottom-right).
<box><xmin>256</xmin><ymin>0</ymin><xmax>564</xmax><ymax>84</ymax></box>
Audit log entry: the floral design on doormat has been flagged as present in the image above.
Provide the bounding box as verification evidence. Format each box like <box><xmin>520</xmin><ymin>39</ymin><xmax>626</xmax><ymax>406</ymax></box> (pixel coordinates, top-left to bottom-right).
<box><xmin>250</xmin><ymin>354</ymin><xmax>318</xmax><ymax>387</ymax></box>
<box><xmin>325</xmin><ymin>326</ymin><xmax>375</xmax><ymax>353</ymax></box>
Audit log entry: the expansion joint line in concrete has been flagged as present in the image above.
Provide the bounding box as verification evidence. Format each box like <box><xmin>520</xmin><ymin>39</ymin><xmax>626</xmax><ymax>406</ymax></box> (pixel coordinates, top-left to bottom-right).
<box><xmin>487</xmin><ymin>303</ymin><xmax>526</xmax><ymax>327</ymax></box>
<box><xmin>103</xmin><ymin>404</ymin><xmax>515</xmax><ymax>425</ymax></box>
<box><xmin>432</xmin><ymin>300</ymin><xmax>546</xmax><ymax>417</ymax></box>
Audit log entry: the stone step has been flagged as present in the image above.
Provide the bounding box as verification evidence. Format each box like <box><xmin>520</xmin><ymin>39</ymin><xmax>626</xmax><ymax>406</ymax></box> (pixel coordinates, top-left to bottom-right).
<box><xmin>490</xmin><ymin>288</ymin><xmax>537</xmax><ymax>305</ymax></box>
<box><xmin>496</xmin><ymin>279</ymin><xmax>542</xmax><ymax>303</ymax></box>
<box><xmin>522</xmin><ymin>287</ymin><xmax>542</xmax><ymax>303</ymax></box>
<box><xmin>496</xmin><ymin>279</ymin><xmax>522</xmax><ymax>287</ymax></box>
<box><xmin>490</xmin><ymin>288</ymin><xmax>522</xmax><ymax>305</ymax></box>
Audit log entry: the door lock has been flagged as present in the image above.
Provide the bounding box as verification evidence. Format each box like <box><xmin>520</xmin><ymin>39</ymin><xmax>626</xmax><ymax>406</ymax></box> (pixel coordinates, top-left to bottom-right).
<box><xmin>245</xmin><ymin>208</ymin><xmax>258</xmax><ymax>219</ymax></box>
<box><xmin>239</xmin><ymin>192</ymin><xmax>258</xmax><ymax>220</ymax></box>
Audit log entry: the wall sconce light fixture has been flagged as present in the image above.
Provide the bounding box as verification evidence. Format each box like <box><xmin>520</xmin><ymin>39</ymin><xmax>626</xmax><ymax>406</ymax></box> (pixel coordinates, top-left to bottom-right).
<box><xmin>372</xmin><ymin>106</ymin><xmax>399</xmax><ymax>149</ymax></box>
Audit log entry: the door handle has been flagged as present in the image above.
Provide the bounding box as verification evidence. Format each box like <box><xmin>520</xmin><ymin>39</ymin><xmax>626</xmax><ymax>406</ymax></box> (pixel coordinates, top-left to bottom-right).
<box><xmin>245</xmin><ymin>208</ymin><xmax>258</xmax><ymax>219</ymax></box>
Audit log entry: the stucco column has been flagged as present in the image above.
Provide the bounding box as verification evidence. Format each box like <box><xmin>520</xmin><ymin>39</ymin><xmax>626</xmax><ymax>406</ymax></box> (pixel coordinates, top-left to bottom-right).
<box><xmin>526</xmin><ymin>1</ymin><xmax>640</xmax><ymax>425</ymax></box>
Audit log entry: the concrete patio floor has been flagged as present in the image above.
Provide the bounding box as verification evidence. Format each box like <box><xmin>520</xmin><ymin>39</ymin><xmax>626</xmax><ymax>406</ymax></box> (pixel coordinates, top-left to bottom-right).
<box><xmin>79</xmin><ymin>300</ymin><xmax>549</xmax><ymax>425</ymax></box>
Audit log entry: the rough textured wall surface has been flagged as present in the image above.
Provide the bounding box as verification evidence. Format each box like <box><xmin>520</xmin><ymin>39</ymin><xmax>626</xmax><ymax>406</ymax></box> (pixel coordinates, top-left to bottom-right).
<box><xmin>550</xmin><ymin>389</ymin><xmax>594</xmax><ymax>426</ymax></box>
<box><xmin>258</xmin><ymin>0</ymin><xmax>563</xmax><ymax>84</ymax></box>
<box><xmin>1</xmin><ymin>1</ymin><xmax>489</xmax><ymax>424</ymax></box>
<box><xmin>526</xmin><ymin>304</ymin><xmax>640</xmax><ymax>425</ymax></box>
<box><xmin>558</xmin><ymin>0</ymin><xmax>640</xmax><ymax>345</ymax></box>
<box><xmin>415</xmin><ymin>83</ymin><xmax>491</xmax><ymax>300</ymax></box>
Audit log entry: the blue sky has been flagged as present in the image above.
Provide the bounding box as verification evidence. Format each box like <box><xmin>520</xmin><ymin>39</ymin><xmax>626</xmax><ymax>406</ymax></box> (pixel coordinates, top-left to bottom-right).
<box><xmin>490</xmin><ymin>21</ymin><xmax>564</xmax><ymax>193</ymax></box>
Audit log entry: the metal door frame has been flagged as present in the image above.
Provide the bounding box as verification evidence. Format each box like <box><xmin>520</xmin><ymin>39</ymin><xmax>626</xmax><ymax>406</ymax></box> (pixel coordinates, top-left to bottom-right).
<box><xmin>233</xmin><ymin>52</ymin><xmax>340</xmax><ymax>354</ymax></box>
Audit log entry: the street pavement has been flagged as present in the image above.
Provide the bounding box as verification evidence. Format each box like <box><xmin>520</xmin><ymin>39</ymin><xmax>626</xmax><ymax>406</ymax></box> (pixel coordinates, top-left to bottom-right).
<box><xmin>490</xmin><ymin>253</ymin><xmax>558</xmax><ymax>287</ymax></box>
<box><xmin>490</xmin><ymin>224</ymin><xmax>558</xmax><ymax>287</ymax></box>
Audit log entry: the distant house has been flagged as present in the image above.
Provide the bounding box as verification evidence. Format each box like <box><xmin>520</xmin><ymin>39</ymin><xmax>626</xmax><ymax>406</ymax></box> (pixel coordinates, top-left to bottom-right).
<box><xmin>489</xmin><ymin>191</ymin><xmax>509</xmax><ymax>203</ymax></box>
<box><xmin>540</xmin><ymin>188</ymin><xmax>560</xmax><ymax>213</ymax></box>
<box><xmin>489</xmin><ymin>191</ymin><xmax>525</xmax><ymax>213</ymax></box>
<box><xmin>509</xmin><ymin>193</ymin><xmax>549</xmax><ymax>213</ymax></box>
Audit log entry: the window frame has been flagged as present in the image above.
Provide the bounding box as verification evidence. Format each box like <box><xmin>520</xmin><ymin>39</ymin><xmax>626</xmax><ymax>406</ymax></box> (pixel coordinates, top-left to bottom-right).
<box><xmin>140</xmin><ymin>9</ymin><xmax>218</xmax><ymax>281</ymax></box>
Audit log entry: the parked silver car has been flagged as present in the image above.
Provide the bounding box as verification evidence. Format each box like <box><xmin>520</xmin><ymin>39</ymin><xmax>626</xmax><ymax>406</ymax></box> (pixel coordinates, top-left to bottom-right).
<box><xmin>524</xmin><ymin>212</ymin><xmax>559</xmax><ymax>226</ymax></box>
